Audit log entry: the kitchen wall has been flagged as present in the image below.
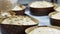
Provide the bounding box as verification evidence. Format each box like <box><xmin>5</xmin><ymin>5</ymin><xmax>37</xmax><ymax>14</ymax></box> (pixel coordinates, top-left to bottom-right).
<box><xmin>18</xmin><ymin>0</ymin><xmax>51</xmax><ymax>4</ymax></box>
<box><xmin>58</xmin><ymin>0</ymin><xmax>60</xmax><ymax>5</ymax></box>
<box><xmin>18</xmin><ymin>0</ymin><xmax>60</xmax><ymax>6</ymax></box>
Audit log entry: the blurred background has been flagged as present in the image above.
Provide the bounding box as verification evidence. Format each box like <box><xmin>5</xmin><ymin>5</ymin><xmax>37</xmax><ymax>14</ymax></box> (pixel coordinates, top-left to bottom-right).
<box><xmin>18</xmin><ymin>0</ymin><xmax>59</xmax><ymax>4</ymax></box>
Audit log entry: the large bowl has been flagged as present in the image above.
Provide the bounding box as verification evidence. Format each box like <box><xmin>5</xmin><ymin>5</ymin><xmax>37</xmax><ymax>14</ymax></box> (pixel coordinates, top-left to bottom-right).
<box><xmin>49</xmin><ymin>12</ymin><xmax>60</xmax><ymax>26</ymax></box>
<box><xmin>29</xmin><ymin>3</ymin><xmax>55</xmax><ymax>16</ymax></box>
<box><xmin>0</xmin><ymin>15</ymin><xmax>38</xmax><ymax>34</ymax></box>
<box><xmin>25</xmin><ymin>26</ymin><xmax>60</xmax><ymax>34</ymax></box>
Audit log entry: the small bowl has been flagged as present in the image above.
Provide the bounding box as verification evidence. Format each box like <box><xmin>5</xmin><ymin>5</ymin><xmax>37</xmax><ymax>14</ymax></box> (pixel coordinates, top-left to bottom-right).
<box><xmin>25</xmin><ymin>26</ymin><xmax>60</xmax><ymax>34</ymax></box>
<box><xmin>49</xmin><ymin>12</ymin><xmax>60</xmax><ymax>26</ymax></box>
<box><xmin>12</xmin><ymin>5</ymin><xmax>26</xmax><ymax>15</ymax></box>
<box><xmin>29</xmin><ymin>1</ymin><xmax>55</xmax><ymax>16</ymax></box>
<box><xmin>0</xmin><ymin>15</ymin><xmax>38</xmax><ymax>34</ymax></box>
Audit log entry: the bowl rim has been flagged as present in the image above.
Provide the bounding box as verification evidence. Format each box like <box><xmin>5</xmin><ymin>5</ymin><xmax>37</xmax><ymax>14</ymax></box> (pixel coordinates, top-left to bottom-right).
<box><xmin>12</xmin><ymin>4</ymin><xmax>26</xmax><ymax>11</ymax></box>
<box><xmin>0</xmin><ymin>15</ymin><xmax>39</xmax><ymax>26</ymax></box>
<box><xmin>48</xmin><ymin>11</ymin><xmax>60</xmax><ymax>20</ymax></box>
<box><xmin>28</xmin><ymin>1</ymin><xmax>55</xmax><ymax>8</ymax></box>
<box><xmin>54</xmin><ymin>6</ymin><xmax>60</xmax><ymax>12</ymax></box>
<box><xmin>25</xmin><ymin>26</ymin><xmax>60</xmax><ymax>34</ymax></box>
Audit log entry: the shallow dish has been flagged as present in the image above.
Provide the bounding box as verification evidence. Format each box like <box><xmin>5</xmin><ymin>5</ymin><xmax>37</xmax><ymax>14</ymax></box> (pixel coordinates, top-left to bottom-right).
<box><xmin>0</xmin><ymin>15</ymin><xmax>38</xmax><ymax>34</ymax></box>
<box><xmin>25</xmin><ymin>26</ymin><xmax>60</xmax><ymax>34</ymax></box>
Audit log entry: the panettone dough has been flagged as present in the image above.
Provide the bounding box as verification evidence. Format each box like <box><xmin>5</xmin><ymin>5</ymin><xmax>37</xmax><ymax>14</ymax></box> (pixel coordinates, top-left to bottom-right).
<box><xmin>0</xmin><ymin>12</ymin><xmax>14</xmax><ymax>18</ymax></box>
<box><xmin>51</xmin><ymin>12</ymin><xmax>60</xmax><ymax>19</ymax></box>
<box><xmin>29</xmin><ymin>1</ymin><xmax>54</xmax><ymax>8</ymax></box>
<box><xmin>12</xmin><ymin>5</ymin><xmax>25</xmax><ymax>11</ymax></box>
<box><xmin>28</xmin><ymin>27</ymin><xmax>60</xmax><ymax>34</ymax></box>
<box><xmin>55</xmin><ymin>7</ymin><xmax>60</xmax><ymax>12</ymax></box>
<box><xmin>1</xmin><ymin>16</ymin><xmax>37</xmax><ymax>25</ymax></box>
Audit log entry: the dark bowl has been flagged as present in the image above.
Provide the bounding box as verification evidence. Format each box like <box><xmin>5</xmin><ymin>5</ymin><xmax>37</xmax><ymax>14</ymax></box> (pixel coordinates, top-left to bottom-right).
<box><xmin>49</xmin><ymin>12</ymin><xmax>60</xmax><ymax>26</ymax></box>
<box><xmin>50</xmin><ymin>18</ymin><xmax>60</xmax><ymax>26</ymax></box>
<box><xmin>0</xmin><ymin>24</ymin><xmax>38</xmax><ymax>34</ymax></box>
<box><xmin>30</xmin><ymin>7</ymin><xmax>54</xmax><ymax>16</ymax></box>
<box><xmin>12</xmin><ymin>9</ymin><xmax>25</xmax><ymax>15</ymax></box>
<box><xmin>12</xmin><ymin>5</ymin><xmax>26</xmax><ymax>15</ymax></box>
<box><xmin>0</xmin><ymin>15</ymin><xmax>38</xmax><ymax>34</ymax></box>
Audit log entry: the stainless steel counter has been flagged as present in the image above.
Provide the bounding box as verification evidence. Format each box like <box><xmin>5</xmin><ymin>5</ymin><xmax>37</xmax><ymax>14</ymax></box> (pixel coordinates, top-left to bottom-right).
<box><xmin>25</xmin><ymin>9</ymin><xmax>51</xmax><ymax>26</ymax></box>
